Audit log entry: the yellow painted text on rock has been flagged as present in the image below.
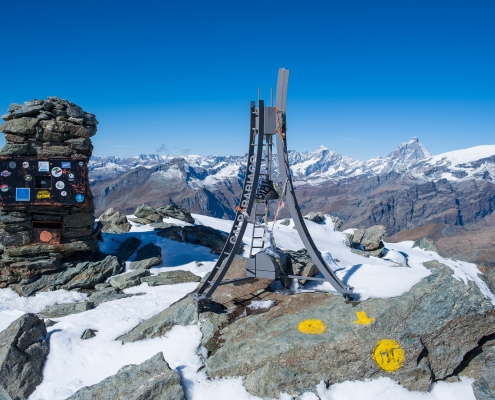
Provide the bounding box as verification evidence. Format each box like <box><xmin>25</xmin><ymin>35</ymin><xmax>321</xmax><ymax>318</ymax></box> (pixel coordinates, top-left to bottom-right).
<box><xmin>373</xmin><ymin>339</ymin><xmax>405</xmax><ymax>372</ymax></box>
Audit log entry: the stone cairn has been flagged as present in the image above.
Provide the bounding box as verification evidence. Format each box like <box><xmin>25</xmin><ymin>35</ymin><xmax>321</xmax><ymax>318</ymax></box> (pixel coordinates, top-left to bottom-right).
<box><xmin>0</xmin><ymin>97</ymin><xmax>99</xmax><ymax>291</ymax></box>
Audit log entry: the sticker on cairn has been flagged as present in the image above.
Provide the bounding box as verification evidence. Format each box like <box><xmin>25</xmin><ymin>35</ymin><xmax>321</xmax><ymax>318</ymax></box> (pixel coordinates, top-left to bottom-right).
<box><xmin>51</xmin><ymin>167</ymin><xmax>62</xmax><ymax>177</ymax></box>
<box><xmin>55</xmin><ymin>181</ymin><xmax>65</xmax><ymax>190</ymax></box>
<box><xmin>38</xmin><ymin>162</ymin><xmax>49</xmax><ymax>172</ymax></box>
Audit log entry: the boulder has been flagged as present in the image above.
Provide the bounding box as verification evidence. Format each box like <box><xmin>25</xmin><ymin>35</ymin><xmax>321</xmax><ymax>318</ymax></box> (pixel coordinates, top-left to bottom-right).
<box><xmin>303</xmin><ymin>212</ymin><xmax>325</xmax><ymax>224</ymax></box>
<box><xmin>360</xmin><ymin>225</ymin><xmax>387</xmax><ymax>251</ymax></box>
<box><xmin>412</xmin><ymin>237</ymin><xmax>439</xmax><ymax>253</ymax></box>
<box><xmin>0</xmin><ymin>314</ymin><xmax>48</xmax><ymax>399</ymax></box>
<box><xmin>155</xmin><ymin>204</ymin><xmax>195</xmax><ymax>224</ymax></box>
<box><xmin>156</xmin><ymin>226</ymin><xmax>184</xmax><ymax>242</ymax></box>
<box><xmin>283</xmin><ymin>249</ymin><xmax>319</xmax><ymax>285</ymax></box>
<box><xmin>280</xmin><ymin>219</ymin><xmax>291</xmax><ymax>226</ymax></box>
<box><xmin>128</xmin><ymin>243</ymin><xmax>162</xmax><ymax>270</ymax></box>
<box><xmin>141</xmin><ymin>270</ymin><xmax>201</xmax><ymax>286</ymax></box>
<box><xmin>99</xmin><ymin>208</ymin><xmax>131</xmax><ymax>233</ymax></box>
<box><xmin>325</xmin><ymin>214</ymin><xmax>344</xmax><ymax>231</ymax></box>
<box><xmin>37</xmin><ymin>301</ymin><xmax>95</xmax><ymax>318</ymax></box>
<box><xmin>66</xmin><ymin>352</ymin><xmax>185</xmax><ymax>400</ymax></box>
<box><xmin>133</xmin><ymin>204</ymin><xmax>156</xmax><ymax>219</ymax></box>
<box><xmin>116</xmin><ymin>237</ymin><xmax>142</xmax><ymax>262</ymax></box>
<box><xmin>110</xmin><ymin>269</ymin><xmax>150</xmax><ymax>289</ymax></box>
<box><xmin>144</xmin><ymin>214</ymin><xmax>163</xmax><ymax>223</ymax></box>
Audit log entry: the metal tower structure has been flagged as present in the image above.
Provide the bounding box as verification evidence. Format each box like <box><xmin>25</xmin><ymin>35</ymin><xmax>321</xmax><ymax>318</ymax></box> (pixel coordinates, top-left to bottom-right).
<box><xmin>189</xmin><ymin>69</ymin><xmax>353</xmax><ymax>310</ymax></box>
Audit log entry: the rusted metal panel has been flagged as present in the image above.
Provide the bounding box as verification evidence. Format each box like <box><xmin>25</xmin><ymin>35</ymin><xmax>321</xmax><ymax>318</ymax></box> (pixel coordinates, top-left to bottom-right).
<box><xmin>0</xmin><ymin>157</ymin><xmax>88</xmax><ymax>206</ymax></box>
<box><xmin>32</xmin><ymin>221</ymin><xmax>62</xmax><ymax>244</ymax></box>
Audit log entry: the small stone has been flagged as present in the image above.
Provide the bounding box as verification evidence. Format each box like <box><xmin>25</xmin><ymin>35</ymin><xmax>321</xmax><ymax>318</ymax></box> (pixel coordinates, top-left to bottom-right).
<box><xmin>99</xmin><ymin>208</ymin><xmax>130</xmax><ymax>233</ymax></box>
<box><xmin>360</xmin><ymin>225</ymin><xmax>387</xmax><ymax>251</ymax></box>
<box><xmin>8</xmin><ymin>103</ymin><xmax>23</xmax><ymax>112</ymax></box>
<box><xmin>1</xmin><ymin>113</ymin><xmax>12</xmax><ymax>121</ymax></box>
<box><xmin>67</xmin><ymin>106</ymin><xmax>83</xmax><ymax>118</ymax></box>
<box><xmin>43</xmin><ymin>102</ymin><xmax>55</xmax><ymax>111</ymax></box>
<box><xmin>133</xmin><ymin>204</ymin><xmax>156</xmax><ymax>219</ymax></box>
<box><xmin>81</xmin><ymin>329</ymin><xmax>98</xmax><ymax>340</ymax></box>
<box><xmin>68</xmin><ymin>117</ymin><xmax>84</xmax><ymax>125</ymax></box>
<box><xmin>145</xmin><ymin>213</ymin><xmax>162</xmax><ymax>223</ymax></box>
<box><xmin>155</xmin><ymin>204</ymin><xmax>195</xmax><ymax>224</ymax></box>
<box><xmin>94</xmin><ymin>282</ymin><xmax>111</xmax><ymax>290</ymax></box>
<box><xmin>149</xmin><ymin>222</ymin><xmax>176</xmax><ymax>230</ymax></box>
<box><xmin>325</xmin><ymin>214</ymin><xmax>344</xmax><ymax>231</ymax></box>
<box><xmin>128</xmin><ymin>217</ymin><xmax>151</xmax><ymax>225</ymax></box>
<box><xmin>280</xmin><ymin>219</ymin><xmax>291</xmax><ymax>226</ymax></box>
<box><xmin>304</xmin><ymin>212</ymin><xmax>325</xmax><ymax>224</ymax></box>
<box><xmin>12</xmin><ymin>104</ymin><xmax>44</xmax><ymax>117</ymax></box>
<box><xmin>45</xmin><ymin>319</ymin><xmax>58</xmax><ymax>327</ymax></box>
<box><xmin>351</xmin><ymin>248</ymin><xmax>370</xmax><ymax>257</ymax></box>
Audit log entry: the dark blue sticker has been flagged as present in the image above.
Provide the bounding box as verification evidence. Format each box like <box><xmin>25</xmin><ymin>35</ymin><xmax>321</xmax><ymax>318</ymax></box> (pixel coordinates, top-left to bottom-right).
<box><xmin>75</xmin><ymin>194</ymin><xmax>85</xmax><ymax>203</ymax></box>
<box><xmin>16</xmin><ymin>188</ymin><xmax>30</xmax><ymax>201</ymax></box>
<box><xmin>61</xmin><ymin>162</ymin><xmax>71</xmax><ymax>169</ymax></box>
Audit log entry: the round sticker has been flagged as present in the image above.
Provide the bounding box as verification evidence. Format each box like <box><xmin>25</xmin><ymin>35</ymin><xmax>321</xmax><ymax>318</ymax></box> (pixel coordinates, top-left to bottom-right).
<box><xmin>75</xmin><ymin>194</ymin><xmax>85</xmax><ymax>202</ymax></box>
<box><xmin>55</xmin><ymin>181</ymin><xmax>65</xmax><ymax>190</ymax></box>
<box><xmin>22</xmin><ymin>162</ymin><xmax>29</xmax><ymax>168</ymax></box>
<box><xmin>0</xmin><ymin>184</ymin><xmax>8</xmax><ymax>192</ymax></box>
<box><xmin>61</xmin><ymin>191</ymin><xmax>67</xmax><ymax>197</ymax></box>
<box><xmin>68</xmin><ymin>173</ymin><xmax>75</xmax><ymax>180</ymax></box>
<box><xmin>51</xmin><ymin>167</ymin><xmax>63</xmax><ymax>178</ymax></box>
<box><xmin>25</xmin><ymin>174</ymin><xmax>32</xmax><ymax>182</ymax></box>
<box><xmin>1</xmin><ymin>170</ymin><xmax>11</xmax><ymax>177</ymax></box>
<box><xmin>8</xmin><ymin>161</ymin><xmax>16</xmax><ymax>169</ymax></box>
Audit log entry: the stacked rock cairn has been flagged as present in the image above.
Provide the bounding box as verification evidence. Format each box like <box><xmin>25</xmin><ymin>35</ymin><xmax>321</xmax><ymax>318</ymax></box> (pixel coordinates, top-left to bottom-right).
<box><xmin>0</xmin><ymin>97</ymin><xmax>99</xmax><ymax>291</ymax></box>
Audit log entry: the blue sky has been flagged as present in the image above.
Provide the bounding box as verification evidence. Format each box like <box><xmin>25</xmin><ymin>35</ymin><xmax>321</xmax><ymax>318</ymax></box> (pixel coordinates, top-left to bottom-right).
<box><xmin>0</xmin><ymin>0</ymin><xmax>493</xmax><ymax>160</ymax></box>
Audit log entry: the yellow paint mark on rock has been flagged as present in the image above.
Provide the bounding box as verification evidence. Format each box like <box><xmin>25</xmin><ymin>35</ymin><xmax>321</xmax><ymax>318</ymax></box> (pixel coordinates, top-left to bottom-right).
<box><xmin>373</xmin><ymin>339</ymin><xmax>405</xmax><ymax>372</ymax></box>
<box><xmin>298</xmin><ymin>319</ymin><xmax>326</xmax><ymax>334</ymax></box>
<box><xmin>354</xmin><ymin>311</ymin><xmax>375</xmax><ymax>325</ymax></box>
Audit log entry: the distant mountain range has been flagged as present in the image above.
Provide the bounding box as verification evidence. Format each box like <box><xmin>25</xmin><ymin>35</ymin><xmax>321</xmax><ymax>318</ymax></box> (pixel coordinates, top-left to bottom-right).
<box><xmin>89</xmin><ymin>137</ymin><xmax>495</xmax><ymax>238</ymax></box>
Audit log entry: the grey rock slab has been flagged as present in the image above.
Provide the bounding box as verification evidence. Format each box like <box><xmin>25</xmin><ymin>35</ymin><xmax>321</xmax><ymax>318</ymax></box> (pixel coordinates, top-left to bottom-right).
<box><xmin>0</xmin><ymin>117</ymin><xmax>39</xmax><ymax>134</ymax></box>
<box><xmin>141</xmin><ymin>270</ymin><xmax>200</xmax><ymax>286</ymax></box>
<box><xmin>66</xmin><ymin>352</ymin><xmax>185</xmax><ymax>400</ymax></box>
<box><xmin>182</xmin><ymin>225</ymin><xmax>227</xmax><ymax>254</ymax></box>
<box><xmin>145</xmin><ymin>213</ymin><xmax>163</xmax><ymax>223</ymax></box>
<box><xmin>116</xmin><ymin>237</ymin><xmax>142</xmax><ymax>262</ymax></box>
<box><xmin>117</xmin><ymin>296</ymin><xmax>196</xmax><ymax>343</ymax></box>
<box><xmin>109</xmin><ymin>269</ymin><xmax>150</xmax><ymax>289</ymax></box>
<box><xmin>128</xmin><ymin>217</ymin><xmax>151</xmax><ymax>225</ymax></box>
<box><xmin>155</xmin><ymin>204</ymin><xmax>195</xmax><ymax>224</ymax></box>
<box><xmin>0</xmin><ymin>313</ymin><xmax>48</xmax><ymax>400</ymax></box>
<box><xmin>133</xmin><ymin>204</ymin><xmax>156</xmax><ymax>219</ymax></box>
<box><xmin>88</xmin><ymin>286</ymin><xmax>136</xmax><ymax>305</ymax></box>
<box><xmin>149</xmin><ymin>222</ymin><xmax>176</xmax><ymax>230</ymax></box>
<box><xmin>11</xmin><ymin>105</ymin><xmax>44</xmax><ymax>117</ymax></box>
<box><xmin>99</xmin><ymin>208</ymin><xmax>130</xmax><ymax>233</ymax></box>
<box><xmin>0</xmin><ymin>143</ymin><xmax>29</xmax><ymax>156</ymax></box>
<box><xmin>128</xmin><ymin>243</ymin><xmax>162</xmax><ymax>270</ymax></box>
<box><xmin>201</xmin><ymin>260</ymin><xmax>495</xmax><ymax>398</ymax></box>
<box><xmin>37</xmin><ymin>302</ymin><xmax>95</xmax><ymax>318</ymax></box>
<box><xmin>81</xmin><ymin>329</ymin><xmax>97</xmax><ymax>340</ymax></box>
<box><xmin>67</xmin><ymin>106</ymin><xmax>83</xmax><ymax>118</ymax></box>
<box><xmin>94</xmin><ymin>282</ymin><xmax>111</xmax><ymax>290</ymax></box>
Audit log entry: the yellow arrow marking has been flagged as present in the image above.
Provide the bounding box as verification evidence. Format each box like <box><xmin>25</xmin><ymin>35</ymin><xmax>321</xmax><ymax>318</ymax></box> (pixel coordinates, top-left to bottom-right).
<box><xmin>298</xmin><ymin>319</ymin><xmax>326</xmax><ymax>334</ymax></box>
<box><xmin>354</xmin><ymin>311</ymin><xmax>375</xmax><ymax>325</ymax></box>
<box><xmin>373</xmin><ymin>339</ymin><xmax>405</xmax><ymax>372</ymax></box>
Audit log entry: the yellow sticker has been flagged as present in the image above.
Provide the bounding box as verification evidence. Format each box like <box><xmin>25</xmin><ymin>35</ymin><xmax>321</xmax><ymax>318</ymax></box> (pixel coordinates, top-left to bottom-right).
<box><xmin>298</xmin><ymin>319</ymin><xmax>326</xmax><ymax>334</ymax></box>
<box><xmin>373</xmin><ymin>339</ymin><xmax>405</xmax><ymax>372</ymax></box>
<box><xmin>354</xmin><ymin>311</ymin><xmax>375</xmax><ymax>325</ymax></box>
<box><xmin>36</xmin><ymin>190</ymin><xmax>51</xmax><ymax>199</ymax></box>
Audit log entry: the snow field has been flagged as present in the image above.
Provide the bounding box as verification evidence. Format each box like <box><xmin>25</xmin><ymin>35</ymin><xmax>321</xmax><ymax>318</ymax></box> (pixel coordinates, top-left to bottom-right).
<box><xmin>0</xmin><ymin>212</ymin><xmax>491</xmax><ymax>398</ymax></box>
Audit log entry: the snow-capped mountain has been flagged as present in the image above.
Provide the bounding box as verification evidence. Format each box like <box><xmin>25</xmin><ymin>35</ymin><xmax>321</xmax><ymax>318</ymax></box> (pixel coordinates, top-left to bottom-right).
<box><xmin>89</xmin><ymin>138</ymin><xmax>495</xmax><ymax>237</ymax></box>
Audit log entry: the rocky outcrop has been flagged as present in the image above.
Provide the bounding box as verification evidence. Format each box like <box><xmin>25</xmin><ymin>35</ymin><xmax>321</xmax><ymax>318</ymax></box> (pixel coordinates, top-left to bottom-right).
<box><xmin>99</xmin><ymin>208</ymin><xmax>130</xmax><ymax>233</ymax></box>
<box><xmin>16</xmin><ymin>254</ymin><xmax>121</xmax><ymax>297</ymax></box>
<box><xmin>67</xmin><ymin>352</ymin><xmax>185</xmax><ymax>400</ymax></box>
<box><xmin>0</xmin><ymin>314</ymin><xmax>49</xmax><ymax>399</ymax></box>
<box><xmin>120</xmin><ymin>257</ymin><xmax>495</xmax><ymax>398</ymax></box>
<box><xmin>347</xmin><ymin>225</ymin><xmax>387</xmax><ymax>257</ymax></box>
<box><xmin>81</xmin><ymin>329</ymin><xmax>98</xmax><ymax>340</ymax></box>
<box><xmin>413</xmin><ymin>237</ymin><xmax>439</xmax><ymax>253</ymax></box>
